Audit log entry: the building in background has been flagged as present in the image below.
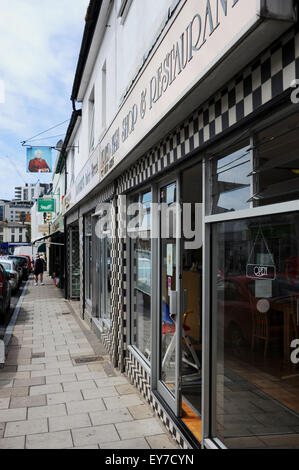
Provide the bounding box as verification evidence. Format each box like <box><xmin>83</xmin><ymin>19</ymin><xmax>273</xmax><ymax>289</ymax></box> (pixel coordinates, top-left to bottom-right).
<box><xmin>14</xmin><ymin>183</ymin><xmax>51</xmax><ymax>202</ymax></box>
<box><xmin>6</xmin><ymin>201</ymin><xmax>33</xmax><ymax>223</ymax></box>
<box><xmin>61</xmin><ymin>0</ymin><xmax>299</xmax><ymax>450</ymax></box>
<box><xmin>0</xmin><ymin>200</ymin><xmax>9</xmax><ymax>222</ymax></box>
<box><xmin>0</xmin><ymin>221</ymin><xmax>30</xmax><ymax>252</ymax></box>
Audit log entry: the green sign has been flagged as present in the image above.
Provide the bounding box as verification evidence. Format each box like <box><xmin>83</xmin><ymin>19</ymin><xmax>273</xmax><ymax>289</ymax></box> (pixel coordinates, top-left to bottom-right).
<box><xmin>38</xmin><ymin>199</ymin><xmax>55</xmax><ymax>212</ymax></box>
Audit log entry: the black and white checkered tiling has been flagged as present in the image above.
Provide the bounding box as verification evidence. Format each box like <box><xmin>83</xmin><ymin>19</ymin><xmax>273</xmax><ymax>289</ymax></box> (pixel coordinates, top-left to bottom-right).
<box><xmin>117</xmin><ymin>27</ymin><xmax>299</xmax><ymax>194</ymax></box>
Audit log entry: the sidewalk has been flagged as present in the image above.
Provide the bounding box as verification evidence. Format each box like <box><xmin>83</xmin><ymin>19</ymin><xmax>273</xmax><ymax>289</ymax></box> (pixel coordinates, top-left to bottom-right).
<box><xmin>0</xmin><ymin>275</ymin><xmax>178</xmax><ymax>450</ymax></box>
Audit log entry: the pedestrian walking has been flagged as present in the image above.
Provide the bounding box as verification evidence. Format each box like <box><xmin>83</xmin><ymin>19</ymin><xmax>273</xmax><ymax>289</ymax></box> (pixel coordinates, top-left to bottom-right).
<box><xmin>34</xmin><ymin>255</ymin><xmax>45</xmax><ymax>286</ymax></box>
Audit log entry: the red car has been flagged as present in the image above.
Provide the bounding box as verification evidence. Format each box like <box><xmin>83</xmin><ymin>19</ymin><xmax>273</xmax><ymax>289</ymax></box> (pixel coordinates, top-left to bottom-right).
<box><xmin>17</xmin><ymin>255</ymin><xmax>32</xmax><ymax>272</ymax></box>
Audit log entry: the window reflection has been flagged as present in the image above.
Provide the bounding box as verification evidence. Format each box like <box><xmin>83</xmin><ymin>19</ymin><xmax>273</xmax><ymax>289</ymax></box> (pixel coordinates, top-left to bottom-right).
<box><xmin>253</xmin><ymin>112</ymin><xmax>299</xmax><ymax>206</ymax></box>
<box><xmin>211</xmin><ymin>141</ymin><xmax>251</xmax><ymax>214</ymax></box>
<box><xmin>213</xmin><ymin>213</ymin><xmax>299</xmax><ymax>449</ymax></box>
<box><xmin>130</xmin><ymin>191</ymin><xmax>152</xmax><ymax>362</ymax></box>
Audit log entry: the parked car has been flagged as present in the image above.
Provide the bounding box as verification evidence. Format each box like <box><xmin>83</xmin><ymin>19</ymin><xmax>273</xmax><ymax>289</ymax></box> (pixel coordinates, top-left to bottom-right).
<box><xmin>0</xmin><ymin>262</ymin><xmax>11</xmax><ymax>324</ymax></box>
<box><xmin>18</xmin><ymin>255</ymin><xmax>32</xmax><ymax>272</ymax></box>
<box><xmin>8</xmin><ymin>255</ymin><xmax>29</xmax><ymax>281</ymax></box>
<box><xmin>0</xmin><ymin>258</ymin><xmax>20</xmax><ymax>293</ymax></box>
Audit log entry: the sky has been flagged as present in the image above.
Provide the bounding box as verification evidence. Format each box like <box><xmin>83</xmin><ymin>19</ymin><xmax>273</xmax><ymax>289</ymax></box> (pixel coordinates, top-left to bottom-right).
<box><xmin>0</xmin><ymin>0</ymin><xmax>90</xmax><ymax>200</ymax></box>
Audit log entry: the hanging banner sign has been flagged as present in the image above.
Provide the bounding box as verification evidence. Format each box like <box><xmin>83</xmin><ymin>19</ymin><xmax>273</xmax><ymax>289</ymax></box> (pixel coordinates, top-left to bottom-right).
<box><xmin>246</xmin><ymin>264</ymin><xmax>276</xmax><ymax>281</ymax></box>
<box><xmin>38</xmin><ymin>199</ymin><xmax>55</xmax><ymax>213</ymax></box>
<box><xmin>26</xmin><ymin>147</ymin><xmax>52</xmax><ymax>173</ymax></box>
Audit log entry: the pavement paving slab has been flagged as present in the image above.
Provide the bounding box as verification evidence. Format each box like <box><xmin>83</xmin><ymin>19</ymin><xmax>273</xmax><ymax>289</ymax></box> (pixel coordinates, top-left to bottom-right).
<box><xmin>0</xmin><ymin>276</ymin><xmax>179</xmax><ymax>450</ymax></box>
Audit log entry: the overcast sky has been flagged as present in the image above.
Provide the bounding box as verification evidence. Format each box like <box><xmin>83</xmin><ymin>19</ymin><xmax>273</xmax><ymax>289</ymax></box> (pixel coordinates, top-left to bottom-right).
<box><xmin>0</xmin><ymin>0</ymin><xmax>89</xmax><ymax>200</ymax></box>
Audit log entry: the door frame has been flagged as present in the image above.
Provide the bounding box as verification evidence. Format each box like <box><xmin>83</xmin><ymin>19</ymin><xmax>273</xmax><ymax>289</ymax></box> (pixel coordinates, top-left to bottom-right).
<box><xmin>151</xmin><ymin>172</ymin><xmax>183</xmax><ymax>417</ymax></box>
<box><xmin>69</xmin><ymin>226</ymin><xmax>80</xmax><ymax>300</ymax></box>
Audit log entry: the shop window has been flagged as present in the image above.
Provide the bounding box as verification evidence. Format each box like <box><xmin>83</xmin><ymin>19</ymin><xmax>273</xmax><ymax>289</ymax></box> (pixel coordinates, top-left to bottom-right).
<box><xmin>94</xmin><ymin>203</ymin><xmax>112</xmax><ymax>332</ymax></box>
<box><xmin>209</xmin><ymin>140</ymin><xmax>251</xmax><ymax>214</ymax></box>
<box><xmin>102</xmin><ymin>62</ymin><xmax>107</xmax><ymax>130</ymax></box>
<box><xmin>70</xmin><ymin>149</ymin><xmax>75</xmax><ymax>185</ymax></box>
<box><xmin>129</xmin><ymin>190</ymin><xmax>152</xmax><ymax>363</ymax></box>
<box><xmin>97</xmin><ymin>236</ymin><xmax>112</xmax><ymax>331</ymax></box>
<box><xmin>84</xmin><ymin>214</ymin><xmax>93</xmax><ymax>304</ymax></box>
<box><xmin>118</xmin><ymin>0</ymin><xmax>133</xmax><ymax>24</ymax></box>
<box><xmin>89</xmin><ymin>89</ymin><xmax>95</xmax><ymax>153</ymax></box>
<box><xmin>212</xmin><ymin>212</ymin><xmax>299</xmax><ymax>449</ymax></box>
<box><xmin>253</xmin><ymin>112</ymin><xmax>299</xmax><ymax>206</ymax></box>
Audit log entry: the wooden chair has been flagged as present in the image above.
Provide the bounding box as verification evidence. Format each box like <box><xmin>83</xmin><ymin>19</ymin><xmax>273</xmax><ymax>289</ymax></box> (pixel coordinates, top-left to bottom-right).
<box><xmin>250</xmin><ymin>298</ymin><xmax>282</xmax><ymax>359</ymax></box>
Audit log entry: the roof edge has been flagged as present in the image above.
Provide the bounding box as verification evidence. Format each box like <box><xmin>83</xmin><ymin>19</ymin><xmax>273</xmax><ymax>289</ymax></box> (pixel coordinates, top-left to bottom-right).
<box><xmin>56</xmin><ymin>110</ymin><xmax>82</xmax><ymax>174</ymax></box>
<box><xmin>71</xmin><ymin>0</ymin><xmax>103</xmax><ymax>102</ymax></box>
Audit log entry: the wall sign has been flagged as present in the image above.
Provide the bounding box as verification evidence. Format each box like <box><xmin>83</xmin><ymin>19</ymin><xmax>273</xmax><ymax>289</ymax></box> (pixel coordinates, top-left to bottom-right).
<box><xmin>98</xmin><ymin>0</ymin><xmax>294</xmax><ymax>181</ymax></box>
<box><xmin>76</xmin><ymin>146</ymin><xmax>100</xmax><ymax>201</ymax></box>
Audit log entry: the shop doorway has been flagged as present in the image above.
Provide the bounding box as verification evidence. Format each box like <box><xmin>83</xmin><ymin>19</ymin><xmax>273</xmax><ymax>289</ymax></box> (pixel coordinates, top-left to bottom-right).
<box><xmin>95</xmin><ymin>235</ymin><xmax>112</xmax><ymax>333</ymax></box>
<box><xmin>69</xmin><ymin>225</ymin><xmax>80</xmax><ymax>299</ymax></box>
<box><xmin>157</xmin><ymin>178</ymin><xmax>181</xmax><ymax>415</ymax></box>
<box><xmin>155</xmin><ymin>163</ymin><xmax>203</xmax><ymax>442</ymax></box>
<box><xmin>180</xmin><ymin>164</ymin><xmax>203</xmax><ymax>442</ymax></box>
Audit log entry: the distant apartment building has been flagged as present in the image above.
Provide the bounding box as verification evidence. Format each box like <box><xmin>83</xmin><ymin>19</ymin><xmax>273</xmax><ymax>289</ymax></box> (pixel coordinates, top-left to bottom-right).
<box><xmin>2</xmin><ymin>183</ymin><xmax>53</xmax><ymax>224</ymax></box>
<box><xmin>0</xmin><ymin>200</ymin><xmax>9</xmax><ymax>222</ymax></box>
<box><xmin>0</xmin><ymin>222</ymin><xmax>28</xmax><ymax>244</ymax></box>
<box><xmin>7</xmin><ymin>201</ymin><xmax>33</xmax><ymax>223</ymax></box>
<box><xmin>14</xmin><ymin>183</ymin><xmax>51</xmax><ymax>202</ymax></box>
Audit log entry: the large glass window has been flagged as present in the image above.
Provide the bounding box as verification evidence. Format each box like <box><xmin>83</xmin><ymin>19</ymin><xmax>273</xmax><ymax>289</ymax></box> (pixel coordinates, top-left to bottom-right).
<box><xmin>97</xmin><ymin>236</ymin><xmax>112</xmax><ymax>331</ymax></box>
<box><xmin>209</xmin><ymin>140</ymin><xmax>251</xmax><ymax>214</ymax></box>
<box><xmin>253</xmin><ymin>112</ymin><xmax>299</xmax><ymax>206</ymax></box>
<box><xmin>129</xmin><ymin>190</ymin><xmax>152</xmax><ymax>362</ymax></box>
<box><xmin>212</xmin><ymin>212</ymin><xmax>299</xmax><ymax>449</ymax></box>
<box><xmin>84</xmin><ymin>214</ymin><xmax>93</xmax><ymax>304</ymax></box>
<box><xmin>94</xmin><ymin>205</ymin><xmax>112</xmax><ymax>333</ymax></box>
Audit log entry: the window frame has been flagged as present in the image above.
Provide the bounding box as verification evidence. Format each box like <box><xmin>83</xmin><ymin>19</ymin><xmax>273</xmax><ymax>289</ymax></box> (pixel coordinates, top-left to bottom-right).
<box><xmin>84</xmin><ymin>213</ymin><xmax>93</xmax><ymax>306</ymax></box>
<box><xmin>127</xmin><ymin>186</ymin><xmax>153</xmax><ymax>368</ymax></box>
<box><xmin>118</xmin><ymin>0</ymin><xmax>133</xmax><ymax>24</ymax></box>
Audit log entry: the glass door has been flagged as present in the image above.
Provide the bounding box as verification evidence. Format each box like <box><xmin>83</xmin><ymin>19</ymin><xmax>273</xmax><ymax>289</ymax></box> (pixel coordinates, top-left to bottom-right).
<box><xmin>157</xmin><ymin>178</ymin><xmax>182</xmax><ymax>416</ymax></box>
<box><xmin>69</xmin><ymin>227</ymin><xmax>80</xmax><ymax>299</ymax></box>
<box><xmin>96</xmin><ymin>232</ymin><xmax>112</xmax><ymax>332</ymax></box>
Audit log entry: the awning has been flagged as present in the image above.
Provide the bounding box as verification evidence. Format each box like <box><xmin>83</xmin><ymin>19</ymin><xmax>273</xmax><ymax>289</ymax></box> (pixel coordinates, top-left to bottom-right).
<box><xmin>37</xmin><ymin>243</ymin><xmax>46</xmax><ymax>253</ymax></box>
<box><xmin>33</xmin><ymin>231</ymin><xmax>64</xmax><ymax>245</ymax></box>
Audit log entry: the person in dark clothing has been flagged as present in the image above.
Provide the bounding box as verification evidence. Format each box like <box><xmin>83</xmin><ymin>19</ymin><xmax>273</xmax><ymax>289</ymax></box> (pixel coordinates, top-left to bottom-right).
<box><xmin>34</xmin><ymin>255</ymin><xmax>45</xmax><ymax>286</ymax></box>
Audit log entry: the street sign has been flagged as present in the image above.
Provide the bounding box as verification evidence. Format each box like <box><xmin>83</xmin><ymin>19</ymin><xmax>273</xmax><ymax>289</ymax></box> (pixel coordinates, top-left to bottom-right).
<box><xmin>38</xmin><ymin>225</ymin><xmax>49</xmax><ymax>234</ymax></box>
<box><xmin>38</xmin><ymin>199</ymin><xmax>55</xmax><ymax>213</ymax></box>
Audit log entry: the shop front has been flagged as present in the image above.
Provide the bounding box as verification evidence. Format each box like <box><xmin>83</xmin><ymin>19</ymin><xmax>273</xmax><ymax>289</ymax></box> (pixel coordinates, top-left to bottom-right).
<box><xmin>64</xmin><ymin>0</ymin><xmax>299</xmax><ymax>449</ymax></box>
<box><xmin>120</xmin><ymin>100</ymin><xmax>299</xmax><ymax>449</ymax></box>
